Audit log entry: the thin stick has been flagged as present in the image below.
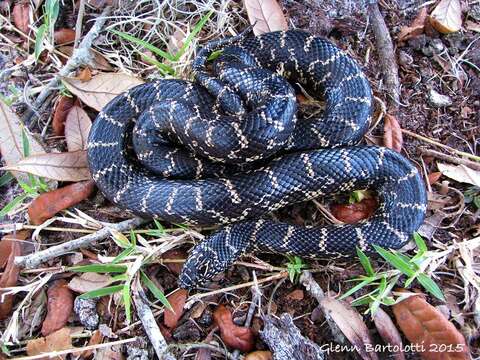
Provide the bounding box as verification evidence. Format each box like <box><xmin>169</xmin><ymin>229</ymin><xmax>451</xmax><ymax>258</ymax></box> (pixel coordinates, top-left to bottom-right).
<box><xmin>402</xmin><ymin>129</ymin><xmax>480</xmax><ymax>162</ymax></box>
<box><xmin>422</xmin><ymin>148</ymin><xmax>480</xmax><ymax>171</ymax></box>
<box><xmin>133</xmin><ymin>281</ymin><xmax>175</xmax><ymax>360</ymax></box>
<box><xmin>367</xmin><ymin>0</ymin><xmax>400</xmax><ymax>112</ymax></box>
<box><xmin>13</xmin><ymin>337</ymin><xmax>137</xmax><ymax>360</ymax></box>
<box><xmin>186</xmin><ymin>272</ymin><xmax>288</xmax><ymax>304</ymax></box>
<box><xmin>15</xmin><ymin>217</ymin><xmax>148</xmax><ymax>268</ymax></box>
<box><xmin>25</xmin><ymin>6</ymin><xmax>112</xmax><ymax>123</ymax></box>
<box><xmin>74</xmin><ymin>0</ymin><xmax>86</xmax><ymax>48</ymax></box>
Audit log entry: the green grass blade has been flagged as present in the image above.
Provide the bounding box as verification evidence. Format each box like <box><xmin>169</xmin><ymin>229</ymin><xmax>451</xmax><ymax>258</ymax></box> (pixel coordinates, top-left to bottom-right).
<box><xmin>35</xmin><ymin>24</ymin><xmax>47</xmax><ymax>61</ymax></box>
<box><xmin>111</xmin><ymin>247</ymin><xmax>135</xmax><ymax>264</ymax></box>
<box><xmin>373</xmin><ymin>245</ymin><xmax>415</xmax><ymax>277</ymax></box>
<box><xmin>356</xmin><ymin>247</ymin><xmax>374</xmax><ymax>276</ymax></box>
<box><xmin>139</xmin><ymin>53</ymin><xmax>175</xmax><ymax>76</ymax></box>
<box><xmin>339</xmin><ymin>277</ymin><xmax>376</xmax><ymax>300</ymax></box>
<box><xmin>79</xmin><ymin>284</ymin><xmax>124</xmax><ymax>299</ymax></box>
<box><xmin>140</xmin><ymin>271</ymin><xmax>172</xmax><ymax>310</ymax></box>
<box><xmin>413</xmin><ymin>232</ymin><xmax>427</xmax><ymax>253</ymax></box>
<box><xmin>417</xmin><ymin>273</ymin><xmax>445</xmax><ymax>301</ymax></box>
<box><xmin>0</xmin><ymin>172</ymin><xmax>14</xmax><ymax>188</ymax></box>
<box><xmin>111</xmin><ymin>30</ymin><xmax>175</xmax><ymax>62</ymax></box>
<box><xmin>0</xmin><ymin>193</ymin><xmax>29</xmax><ymax>218</ymax></box>
<box><xmin>174</xmin><ymin>10</ymin><xmax>213</xmax><ymax>61</ymax></box>
<box><xmin>69</xmin><ymin>264</ymin><xmax>128</xmax><ymax>273</ymax></box>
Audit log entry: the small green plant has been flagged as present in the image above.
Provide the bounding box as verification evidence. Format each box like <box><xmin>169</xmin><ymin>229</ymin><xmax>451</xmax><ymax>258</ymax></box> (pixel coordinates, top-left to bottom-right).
<box><xmin>111</xmin><ymin>10</ymin><xmax>213</xmax><ymax>76</ymax></box>
<box><xmin>34</xmin><ymin>0</ymin><xmax>60</xmax><ymax>61</ymax></box>
<box><xmin>0</xmin><ymin>85</ymin><xmax>21</xmax><ymax>106</ymax></box>
<box><xmin>348</xmin><ymin>189</ymin><xmax>370</xmax><ymax>204</ymax></box>
<box><xmin>340</xmin><ymin>233</ymin><xmax>445</xmax><ymax>315</ymax></box>
<box><xmin>0</xmin><ymin>129</ymin><xmax>49</xmax><ymax>219</ymax></box>
<box><xmin>70</xmin><ymin>229</ymin><xmax>172</xmax><ymax>323</ymax></box>
<box><xmin>285</xmin><ymin>255</ymin><xmax>308</xmax><ymax>283</ymax></box>
<box><xmin>464</xmin><ymin>186</ymin><xmax>480</xmax><ymax>210</ymax></box>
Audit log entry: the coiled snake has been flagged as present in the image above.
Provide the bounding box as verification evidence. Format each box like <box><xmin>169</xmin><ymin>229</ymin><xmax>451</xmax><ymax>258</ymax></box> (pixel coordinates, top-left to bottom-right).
<box><xmin>87</xmin><ymin>30</ymin><xmax>427</xmax><ymax>289</ymax></box>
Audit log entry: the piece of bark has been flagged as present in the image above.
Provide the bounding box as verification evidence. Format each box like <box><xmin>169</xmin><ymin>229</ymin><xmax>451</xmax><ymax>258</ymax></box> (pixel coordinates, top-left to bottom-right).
<box><xmin>260</xmin><ymin>313</ymin><xmax>325</xmax><ymax>360</ymax></box>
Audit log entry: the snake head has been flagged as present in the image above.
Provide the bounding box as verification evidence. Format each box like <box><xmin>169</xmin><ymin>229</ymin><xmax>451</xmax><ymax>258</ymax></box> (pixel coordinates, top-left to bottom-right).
<box><xmin>178</xmin><ymin>246</ymin><xmax>223</xmax><ymax>289</ymax></box>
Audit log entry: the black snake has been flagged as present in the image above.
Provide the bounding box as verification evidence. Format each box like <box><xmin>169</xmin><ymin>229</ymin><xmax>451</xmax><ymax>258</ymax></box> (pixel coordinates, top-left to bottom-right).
<box><xmin>87</xmin><ymin>30</ymin><xmax>427</xmax><ymax>289</ymax></box>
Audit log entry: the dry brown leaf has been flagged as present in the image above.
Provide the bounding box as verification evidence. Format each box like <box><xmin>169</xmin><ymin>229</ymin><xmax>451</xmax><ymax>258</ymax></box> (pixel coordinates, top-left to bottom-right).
<box><xmin>331</xmin><ymin>198</ymin><xmax>378</xmax><ymax>224</ymax></box>
<box><xmin>437</xmin><ymin>163</ymin><xmax>480</xmax><ymax>187</ymax></box>
<box><xmin>80</xmin><ymin>330</ymin><xmax>103</xmax><ymax>359</ymax></box>
<box><xmin>372</xmin><ymin>307</ymin><xmax>405</xmax><ymax>360</ymax></box>
<box><xmin>429</xmin><ymin>0</ymin><xmax>462</xmax><ymax>34</ymax></box>
<box><xmin>286</xmin><ymin>289</ymin><xmax>304</xmax><ymax>301</ymax></box>
<box><xmin>62</xmin><ymin>73</ymin><xmax>144</xmax><ymax>111</ymax></box>
<box><xmin>76</xmin><ymin>67</ymin><xmax>93</xmax><ymax>82</ymax></box>
<box><xmin>18</xmin><ymin>289</ymin><xmax>47</xmax><ymax>339</ymax></box>
<box><xmin>320</xmin><ymin>297</ymin><xmax>378</xmax><ymax>360</ymax></box>
<box><xmin>164</xmin><ymin>289</ymin><xmax>188</xmax><ymax>329</ymax></box>
<box><xmin>54</xmin><ymin>28</ymin><xmax>76</xmax><ymax>44</ymax></box>
<box><xmin>392</xmin><ymin>294</ymin><xmax>469</xmax><ymax>360</ymax></box>
<box><xmin>65</xmin><ymin>106</ymin><xmax>92</xmax><ymax>151</ymax></box>
<box><xmin>41</xmin><ymin>280</ymin><xmax>74</xmax><ymax>336</ymax></box>
<box><xmin>68</xmin><ymin>272</ymin><xmax>113</xmax><ymax>293</ymax></box>
<box><xmin>26</xmin><ymin>327</ymin><xmax>73</xmax><ymax>360</ymax></box>
<box><xmin>95</xmin><ymin>347</ymin><xmax>125</xmax><ymax>360</ymax></box>
<box><xmin>245</xmin><ymin>351</ymin><xmax>273</xmax><ymax>360</ymax></box>
<box><xmin>427</xmin><ymin>172</ymin><xmax>442</xmax><ymax>186</ymax></box>
<box><xmin>2</xmin><ymin>150</ymin><xmax>91</xmax><ymax>182</ymax></box>
<box><xmin>465</xmin><ymin>20</ymin><xmax>480</xmax><ymax>33</ymax></box>
<box><xmin>0</xmin><ymin>100</ymin><xmax>46</xmax><ymax>182</ymax></box>
<box><xmin>53</xmin><ymin>96</ymin><xmax>77</xmax><ymax>136</ymax></box>
<box><xmin>58</xmin><ymin>46</ymin><xmax>113</xmax><ymax>71</ymax></box>
<box><xmin>161</xmin><ymin>249</ymin><xmax>187</xmax><ymax>275</ymax></box>
<box><xmin>0</xmin><ymin>230</ymin><xmax>29</xmax><ymax>268</ymax></box>
<box><xmin>244</xmin><ymin>0</ymin><xmax>288</xmax><ymax>35</ymax></box>
<box><xmin>213</xmin><ymin>304</ymin><xmax>255</xmax><ymax>353</ymax></box>
<box><xmin>398</xmin><ymin>7</ymin><xmax>428</xmax><ymax>42</ymax></box>
<box><xmin>0</xmin><ymin>240</ymin><xmax>22</xmax><ymax>320</ymax></box>
<box><xmin>12</xmin><ymin>2</ymin><xmax>30</xmax><ymax>36</ymax></box>
<box><xmin>28</xmin><ymin>180</ymin><xmax>95</xmax><ymax>224</ymax></box>
<box><xmin>383</xmin><ymin>113</ymin><xmax>403</xmax><ymax>152</ymax></box>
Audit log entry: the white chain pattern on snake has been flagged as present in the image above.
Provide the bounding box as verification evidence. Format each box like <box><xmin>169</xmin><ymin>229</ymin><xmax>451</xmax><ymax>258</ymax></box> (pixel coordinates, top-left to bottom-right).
<box><xmin>87</xmin><ymin>30</ymin><xmax>427</xmax><ymax>289</ymax></box>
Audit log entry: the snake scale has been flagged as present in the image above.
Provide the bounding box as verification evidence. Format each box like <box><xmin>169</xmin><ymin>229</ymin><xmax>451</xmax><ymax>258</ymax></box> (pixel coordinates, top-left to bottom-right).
<box><xmin>87</xmin><ymin>30</ymin><xmax>427</xmax><ymax>289</ymax></box>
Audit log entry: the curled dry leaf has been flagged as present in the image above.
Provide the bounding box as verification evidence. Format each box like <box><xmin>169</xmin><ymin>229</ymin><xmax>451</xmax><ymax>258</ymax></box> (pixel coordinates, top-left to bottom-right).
<box><xmin>41</xmin><ymin>280</ymin><xmax>74</xmax><ymax>336</ymax></box>
<box><xmin>80</xmin><ymin>330</ymin><xmax>104</xmax><ymax>359</ymax></box>
<box><xmin>62</xmin><ymin>73</ymin><xmax>144</xmax><ymax>112</ymax></box>
<box><xmin>331</xmin><ymin>198</ymin><xmax>378</xmax><ymax>224</ymax></box>
<box><xmin>0</xmin><ymin>240</ymin><xmax>22</xmax><ymax>320</ymax></box>
<box><xmin>465</xmin><ymin>20</ymin><xmax>480</xmax><ymax>33</ymax></box>
<box><xmin>244</xmin><ymin>0</ymin><xmax>288</xmax><ymax>35</ymax></box>
<box><xmin>427</xmin><ymin>172</ymin><xmax>442</xmax><ymax>186</ymax></box>
<box><xmin>53</xmin><ymin>96</ymin><xmax>77</xmax><ymax>136</ymax></box>
<box><xmin>383</xmin><ymin>114</ymin><xmax>403</xmax><ymax>152</ymax></box>
<box><xmin>164</xmin><ymin>289</ymin><xmax>188</xmax><ymax>329</ymax></box>
<box><xmin>320</xmin><ymin>297</ymin><xmax>378</xmax><ymax>360</ymax></box>
<box><xmin>76</xmin><ymin>67</ymin><xmax>93</xmax><ymax>82</ymax></box>
<box><xmin>54</xmin><ymin>28</ymin><xmax>76</xmax><ymax>44</ymax></box>
<box><xmin>0</xmin><ymin>100</ymin><xmax>46</xmax><ymax>183</ymax></box>
<box><xmin>65</xmin><ymin>106</ymin><xmax>92</xmax><ymax>151</ymax></box>
<box><xmin>28</xmin><ymin>180</ymin><xmax>95</xmax><ymax>225</ymax></box>
<box><xmin>245</xmin><ymin>351</ymin><xmax>273</xmax><ymax>360</ymax></box>
<box><xmin>0</xmin><ymin>230</ymin><xmax>29</xmax><ymax>268</ymax></box>
<box><xmin>68</xmin><ymin>272</ymin><xmax>113</xmax><ymax>293</ymax></box>
<box><xmin>161</xmin><ymin>249</ymin><xmax>187</xmax><ymax>275</ymax></box>
<box><xmin>2</xmin><ymin>150</ymin><xmax>91</xmax><ymax>182</ymax></box>
<box><xmin>12</xmin><ymin>2</ymin><xmax>30</xmax><ymax>35</ymax></box>
<box><xmin>437</xmin><ymin>163</ymin><xmax>480</xmax><ymax>187</ymax></box>
<box><xmin>429</xmin><ymin>0</ymin><xmax>462</xmax><ymax>34</ymax></box>
<box><xmin>58</xmin><ymin>46</ymin><xmax>113</xmax><ymax>71</ymax></box>
<box><xmin>392</xmin><ymin>294</ymin><xmax>469</xmax><ymax>360</ymax></box>
<box><xmin>213</xmin><ymin>304</ymin><xmax>255</xmax><ymax>352</ymax></box>
<box><xmin>372</xmin><ymin>307</ymin><xmax>405</xmax><ymax>360</ymax></box>
<box><xmin>26</xmin><ymin>327</ymin><xmax>73</xmax><ymax>360</ymax></box>
<box><xmin>398</xmin><ymin>7</ymin><xmax>428</xmax><ymax>42</ymax></box>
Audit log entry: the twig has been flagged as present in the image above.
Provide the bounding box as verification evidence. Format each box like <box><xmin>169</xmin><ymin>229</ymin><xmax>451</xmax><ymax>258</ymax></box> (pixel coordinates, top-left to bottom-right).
<box><xmin>74</xmin><ymin>0</ymin><xmax>86</xmax><ymax>48</ymax></box>
<box><xmin>232</xmin><ymin>273</ymin><xmax>262</xmax><ymax>360</ymax></box>
<box><xmin>24</xmin><ymin>6</ymin><xmax>112</xmax><ymax>124</ymax></box>
<box><xmin>402</xmin><ymin>129</ymin><xmax>480</xmax><ymax>162</ymax></box>
<box><xmin>13</xmin><ymin>337</ymin><xmax>137</xmax><ymax>360</ymax></box>
<box><xmin>367</xmin><ymin>0</ymin><xmax>400</xmax><ymax>112</ymax></box>
<box><xmin>132</xmin><ymin>280</ymin><xmax>175</xmax><ymax>360</ymax></box>
<box><xmin>422</xmin><ymin>148</ymin><xmax>480</xmax><ymax>171</ymax></box>
<box><xmin>14</xmin><ymin>217</ymin><xmax>148</xmax><ymax>268</ymax></box>
<box><xmin>300</xmin><ymin>270</ymin><xmax>325</xmax><ymax>302</ymax></box>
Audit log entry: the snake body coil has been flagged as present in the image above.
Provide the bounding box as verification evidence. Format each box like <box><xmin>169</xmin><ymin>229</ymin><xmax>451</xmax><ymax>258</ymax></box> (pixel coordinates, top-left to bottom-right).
<box><xmin>87</xmin><ymin>30</ymin><xmax>427</xmax><ymax>288</ymax></box>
